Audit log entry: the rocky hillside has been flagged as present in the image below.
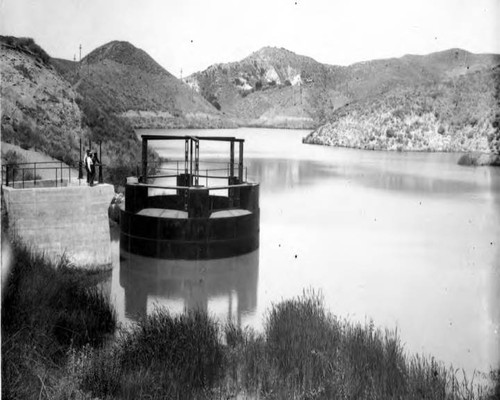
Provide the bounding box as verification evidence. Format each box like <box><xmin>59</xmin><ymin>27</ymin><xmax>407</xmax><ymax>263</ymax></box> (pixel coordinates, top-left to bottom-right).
<box><xmin>303</xmin><ymin>65</ymin><xmax>500</xmax><ymax>155</ymax></box>
<box><xmin>187</xmin><ymin>47</ymin><xmax>500</xmax><ymax>129</ymax></box>
<box><xmin>53</xmin><ymin>41</ymin><xmax>233</xmax><ymax>129</ymax></box>
<box><xmin>1</xmin><ymin>37</ymin><xmax>85</xmax><ymax>165</ymax></box>
<box><xmin>1</xmin><ymin>36</ymin><xmax>147</xmax><ymax>185</ymax></box>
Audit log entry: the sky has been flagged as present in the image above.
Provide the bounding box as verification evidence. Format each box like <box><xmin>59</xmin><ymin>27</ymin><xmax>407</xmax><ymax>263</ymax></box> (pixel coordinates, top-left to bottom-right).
<box><xmin>1</xmin><ymin>0</ymin><xmax>499</xmax><ymax>77</ymax></box>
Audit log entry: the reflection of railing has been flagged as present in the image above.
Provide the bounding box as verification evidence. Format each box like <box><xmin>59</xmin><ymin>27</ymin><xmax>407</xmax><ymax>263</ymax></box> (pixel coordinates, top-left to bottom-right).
<box><xmin>1</xmin><ymin>161</ymin><xmax>105</xmax><ymax>188</ymax></box>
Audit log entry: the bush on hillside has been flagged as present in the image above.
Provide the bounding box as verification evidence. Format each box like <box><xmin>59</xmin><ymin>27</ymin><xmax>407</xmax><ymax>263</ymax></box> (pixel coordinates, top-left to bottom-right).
<box><xmin>0</xmin><ymin>36</ymin><xmax>51</xmax><ymax>65</ymax></box>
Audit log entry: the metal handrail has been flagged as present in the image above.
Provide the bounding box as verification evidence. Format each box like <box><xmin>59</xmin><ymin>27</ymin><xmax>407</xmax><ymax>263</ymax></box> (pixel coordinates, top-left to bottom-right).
<box><xmin>136</xmin><ymin>182</ymin><xmax>255</xmax><ymax>191</ymax></box>
<box><xmin>1</xmin><ymin>160</ymin><xmax>106</xmax><ymax>188</ymax></box>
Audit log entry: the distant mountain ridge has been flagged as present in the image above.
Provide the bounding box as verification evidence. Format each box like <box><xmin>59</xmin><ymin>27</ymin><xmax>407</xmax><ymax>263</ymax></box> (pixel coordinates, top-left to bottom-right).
<box><xmin>187</xmin><ymin>46</ymin><xmax>500</xmax><ymax>129</ymax></box>
<box><xmin>2</xmin><ymin>36</ymin><xmax>499</xmax><ymax>167</ymax></box>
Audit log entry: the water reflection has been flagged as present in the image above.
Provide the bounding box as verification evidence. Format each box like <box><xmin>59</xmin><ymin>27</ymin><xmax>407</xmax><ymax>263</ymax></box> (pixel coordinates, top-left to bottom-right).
<box><xmin>245</xmin><ymin>158</ymin><xmax>337</xmax><ymax>193</ymax></box>
<box><xmin>246</xmin><ymin>157</ymin><xmax>483</xmax><ymax>196</ymax></box>
<box><xmin>119</xmin><ymin>250</ymin><xmax>259</xmax><ymax>325</ymax></box>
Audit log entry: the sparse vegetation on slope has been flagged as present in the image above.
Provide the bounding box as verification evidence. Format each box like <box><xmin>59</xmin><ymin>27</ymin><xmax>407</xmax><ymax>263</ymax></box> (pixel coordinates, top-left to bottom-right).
<box><xmin>1</xmin><ymin>36</ymin><xmax>155</xmax><ymax>188</ymax></box>
<box><xmin>304</xmin><ymin>66</ymin><xmax>500</xmax><ymax>154</ymax></box>
<box><xmin>187</xmin><ymin>47</ymin><xmax>500</xmax><ymax>129</ymax></box>
<box><xmin>54</xmin><ymin>41</ymin><xmax>233</xmax><ymax>129</ymax></box>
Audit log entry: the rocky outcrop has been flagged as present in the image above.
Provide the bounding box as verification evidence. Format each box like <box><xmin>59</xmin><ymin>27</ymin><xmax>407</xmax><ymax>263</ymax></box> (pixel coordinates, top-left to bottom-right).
<box><xmin>187</xmin><ymin>47</ymin><xmax>500</xmax><ymax>129</ymax></box>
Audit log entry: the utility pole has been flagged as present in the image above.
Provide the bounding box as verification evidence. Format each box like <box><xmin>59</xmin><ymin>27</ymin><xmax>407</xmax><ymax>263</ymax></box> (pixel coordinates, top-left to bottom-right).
<box><xmin>79</xmin><ymin>44</ymin><xmax>82</xmax><ymax>62</ymax></box>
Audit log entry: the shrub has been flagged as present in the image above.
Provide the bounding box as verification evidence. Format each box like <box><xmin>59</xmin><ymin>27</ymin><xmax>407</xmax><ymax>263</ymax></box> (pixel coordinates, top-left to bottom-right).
<box><xmin>13</xmin><ymin>63</ymin><xmax>34</xmax><ymax>81</ymax></box>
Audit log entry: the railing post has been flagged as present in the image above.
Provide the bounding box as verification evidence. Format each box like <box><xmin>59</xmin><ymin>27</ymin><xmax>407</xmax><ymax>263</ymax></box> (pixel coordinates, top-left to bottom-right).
<box><xmin>185</xmin><ymin>138</ymin><xmax>189</xmax><ymax>174</ymax></box>
<box><xmin>56</xmin><ymin>168</ymin><xmax>58</xmax><ymax>187</ymax></box>
<box><xmin>6</xmin><ymin>165</ymin><xmax>9</xmax><ymax>187</ymax></box>
<box><xmin>230</xmin><ymin>140</ymin><xmax>235</xmax><ymax>178</ymax></box>
<box><xmin>194</xmin><ymin>140</ymin><xmax>199</xmax><ymax>186</ymax></box>
<box><xmin>22</xmin><ymin>169</ymin><xmax>25</xmax><ymax>189</ymax></box>
<box><xmin>69</xmin><ymin>165</ymin><xmax>71</xmax><ymax>184</ymax></box>
<box><xmin>99</xmin><ymin>141</ymin><xmax>103</xmax><ymax>184</ymax></box>
<box><xmin>60</xmin><ymin>161</ymin><xmax>63</xmax><ymax>184</ymax></box>
<box><xmin>238</xmin><ymin>141</ymin><xmax>244</xmax><ymax>182</ymax></box>
<box><xmin>98</xmin><ymin>163</ymin><xmax>103</xmax><ymax>184</ymax></box>
<box><xmin>142</xmin><ymin>138</ymin><xmax>148</xmax><ymax>183</ymax></box>
<box><xmin>34</xmin><ymin>163</ymin><xmax>37</xmax><ymax>186</ymax></box>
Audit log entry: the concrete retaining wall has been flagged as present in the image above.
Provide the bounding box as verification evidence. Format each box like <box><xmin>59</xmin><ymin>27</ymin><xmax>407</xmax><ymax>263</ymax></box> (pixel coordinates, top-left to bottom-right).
<box><xmin>2</xmin><ymin>184</ymin><xmax>114</xmax><ymax>268</ymax></box>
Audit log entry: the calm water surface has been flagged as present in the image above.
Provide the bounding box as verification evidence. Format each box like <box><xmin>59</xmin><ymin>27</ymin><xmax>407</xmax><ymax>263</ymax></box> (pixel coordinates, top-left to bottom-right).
<box><xmin>110</xmin><ymin>128</ymin><xmax>500</xmax><ymax>376</ymax></box>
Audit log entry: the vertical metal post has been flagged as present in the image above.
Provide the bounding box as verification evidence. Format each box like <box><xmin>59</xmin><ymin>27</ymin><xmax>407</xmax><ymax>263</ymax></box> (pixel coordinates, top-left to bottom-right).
<box><xmin>22</xmin><ymin>169</ymin><xmax>25</xmax><ymax>189</ymax></box>
<box><xmin>78</xmin><ymin>138</ymin><xmax>83</xmax><ymax>180</ymax></box>
<box><xmin>34</xmin><ymin>164</ymin><xmax>37</xmax><ymax>186</ymax></box>
<box><xmin>194</xmin><ymin>140</ymin><xmax>199</xmax><ymax>186</ymax></box>
<box><xmin>69</xmin><ymin>165</ymin><xmax>71</xmax><ymax>183</ymax></box>
<box><xmin>230</xmin><ymin>141</ymin><xmax>235</xmax><ymax>178</ymax></box>
<box><xmin>98</xmin><ymin>141</ymin><xmax>103</xmax><ymax>184</ymax></box>
<box><xmin>189</xmin><ymin>139</ymin><xmax>193</xmax><ymax>186</ymax></box>
<box><xmin>184</xmin><ymin>138</ymin><xmax>189</xmax><ymax>174</ymax></box>
<box><xmin>238</xmin><ymin>141</ymin><xmax>244</xmax><ymax>182</ymax></box>
<box><xmin>56</xmin><ymin>168</ymin><xmax>58</xmax><ymax>188</ymax></box>
<box><xmin>206</xmin><ymin>169</ymin><xmax>208</xmax><ymax>187</ymax></box>
<box><xmin>60</xmin><ymin>161</ymin><xmax>63</xmax><ymax>184</ymax></box>
<box><xmin>142</xmin><ymin>138</ymin><xmax>148</xmax><ymax>183</ymax></box>
<box><xmin>5</xmin><ymin>165</ymin><xmax>9</xmax><ymax>187</ymax></box>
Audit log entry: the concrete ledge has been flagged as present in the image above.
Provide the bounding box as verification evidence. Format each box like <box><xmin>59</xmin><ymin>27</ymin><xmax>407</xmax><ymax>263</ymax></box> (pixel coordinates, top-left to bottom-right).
<box><xmin>2</xmin><ymin>184</ymin><xmax>115</xmax><ymax>268</ymax></box>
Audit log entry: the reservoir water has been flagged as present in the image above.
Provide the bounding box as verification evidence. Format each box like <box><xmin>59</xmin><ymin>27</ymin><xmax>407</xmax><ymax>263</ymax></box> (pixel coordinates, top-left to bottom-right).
<box><xmin>110</xmin><ymin>128</ymin><xmax>500</xmax><ymax>377</ymax></box>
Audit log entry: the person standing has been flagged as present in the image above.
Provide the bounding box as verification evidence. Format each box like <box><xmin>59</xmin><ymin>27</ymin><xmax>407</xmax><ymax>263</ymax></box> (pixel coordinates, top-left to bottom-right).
<box><xmin>91</xmin><ymin>151</ymin><xmax>100</xmax><ymax>185</ymax></box>
<box><xmin>84</xmin><ymin>149</ymin><xmax>93</xmax><ymax>185</ymax></box>
<box><xmin>86</xmin><ymin>150</ymin><xmax>95</xmax><ymax>186</ymax></box>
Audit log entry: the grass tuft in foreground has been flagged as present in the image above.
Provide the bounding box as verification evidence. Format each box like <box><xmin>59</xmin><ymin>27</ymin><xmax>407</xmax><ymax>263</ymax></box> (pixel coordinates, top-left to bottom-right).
<box><xmin>79</xmin><ymin>308</ymin><xmax>225</xmax><ymax>399</ymax></box>
<box><xmin>222</xmin><ymin>290</ymin><xmax>498</xmax><ymax>400</ymax></box>
<box><xmin>1</xmin><ymin>237</ymin><xmax>116</xmax><ymax>399</ymax></box>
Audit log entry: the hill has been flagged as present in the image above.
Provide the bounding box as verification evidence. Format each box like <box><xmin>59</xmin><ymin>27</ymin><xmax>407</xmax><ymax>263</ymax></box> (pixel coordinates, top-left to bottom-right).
<box><xmin>187</xmin><ymin>47</ymin><xmax>500</xmax><ymax>129</ymax></box>
<box><xmin>54</xmin><ymin>41</ymin><xmax>234</xmax><ymax>129</ymax></box>
<box><xmin>1</xmin><ymin>36</ymin><xmax>146</xmax><ymax>185</ymax></box>
<box><xmin>1</xmin><ymin>37</ymin><xmax>85</xmax><ymax>165</ymax></box>
<box><xmin>303</xmin><ymin>65</ymin><xmax>500</xmax><ymax>156</ymax></box>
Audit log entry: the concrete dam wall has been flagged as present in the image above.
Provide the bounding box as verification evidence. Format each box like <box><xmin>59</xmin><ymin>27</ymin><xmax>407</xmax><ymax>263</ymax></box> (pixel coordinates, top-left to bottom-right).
<box><xmin>2</xmin><ymin>184</ymin><xmax>115</xmax><ymax>268</ymax></box>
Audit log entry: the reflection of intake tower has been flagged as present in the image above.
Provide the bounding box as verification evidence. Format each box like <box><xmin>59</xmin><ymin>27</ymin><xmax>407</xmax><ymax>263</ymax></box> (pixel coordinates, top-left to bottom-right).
<box><xmin>120</xmin><ymin>135</ymin><xmax>260</xmax><ymax>259</ymax></box>
<box><xmin>119</xmin><ymin>250</ymin><xmax>259</xmax><ymax>324</ymax></box>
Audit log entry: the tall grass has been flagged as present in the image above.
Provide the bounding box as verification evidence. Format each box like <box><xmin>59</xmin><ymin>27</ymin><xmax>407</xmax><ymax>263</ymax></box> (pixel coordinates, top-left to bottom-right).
<box><xmin>1</xmin><ymin>237</ymin><xmax>116</xmax><ymax>399</ymax></box>
<box><xmin>222</xmin><ymin>291</ymin><xmax>498</xmax><ymax>400</ymax></box>
<box><xmin>79</xmin><ymin>308</ymin><xmax>225</xmax><ymax>399</ymax></box>
<box><xmin>2</xmin><ymin>246</ymin><xmax>497</xmax><ymax>400</ymax></box>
